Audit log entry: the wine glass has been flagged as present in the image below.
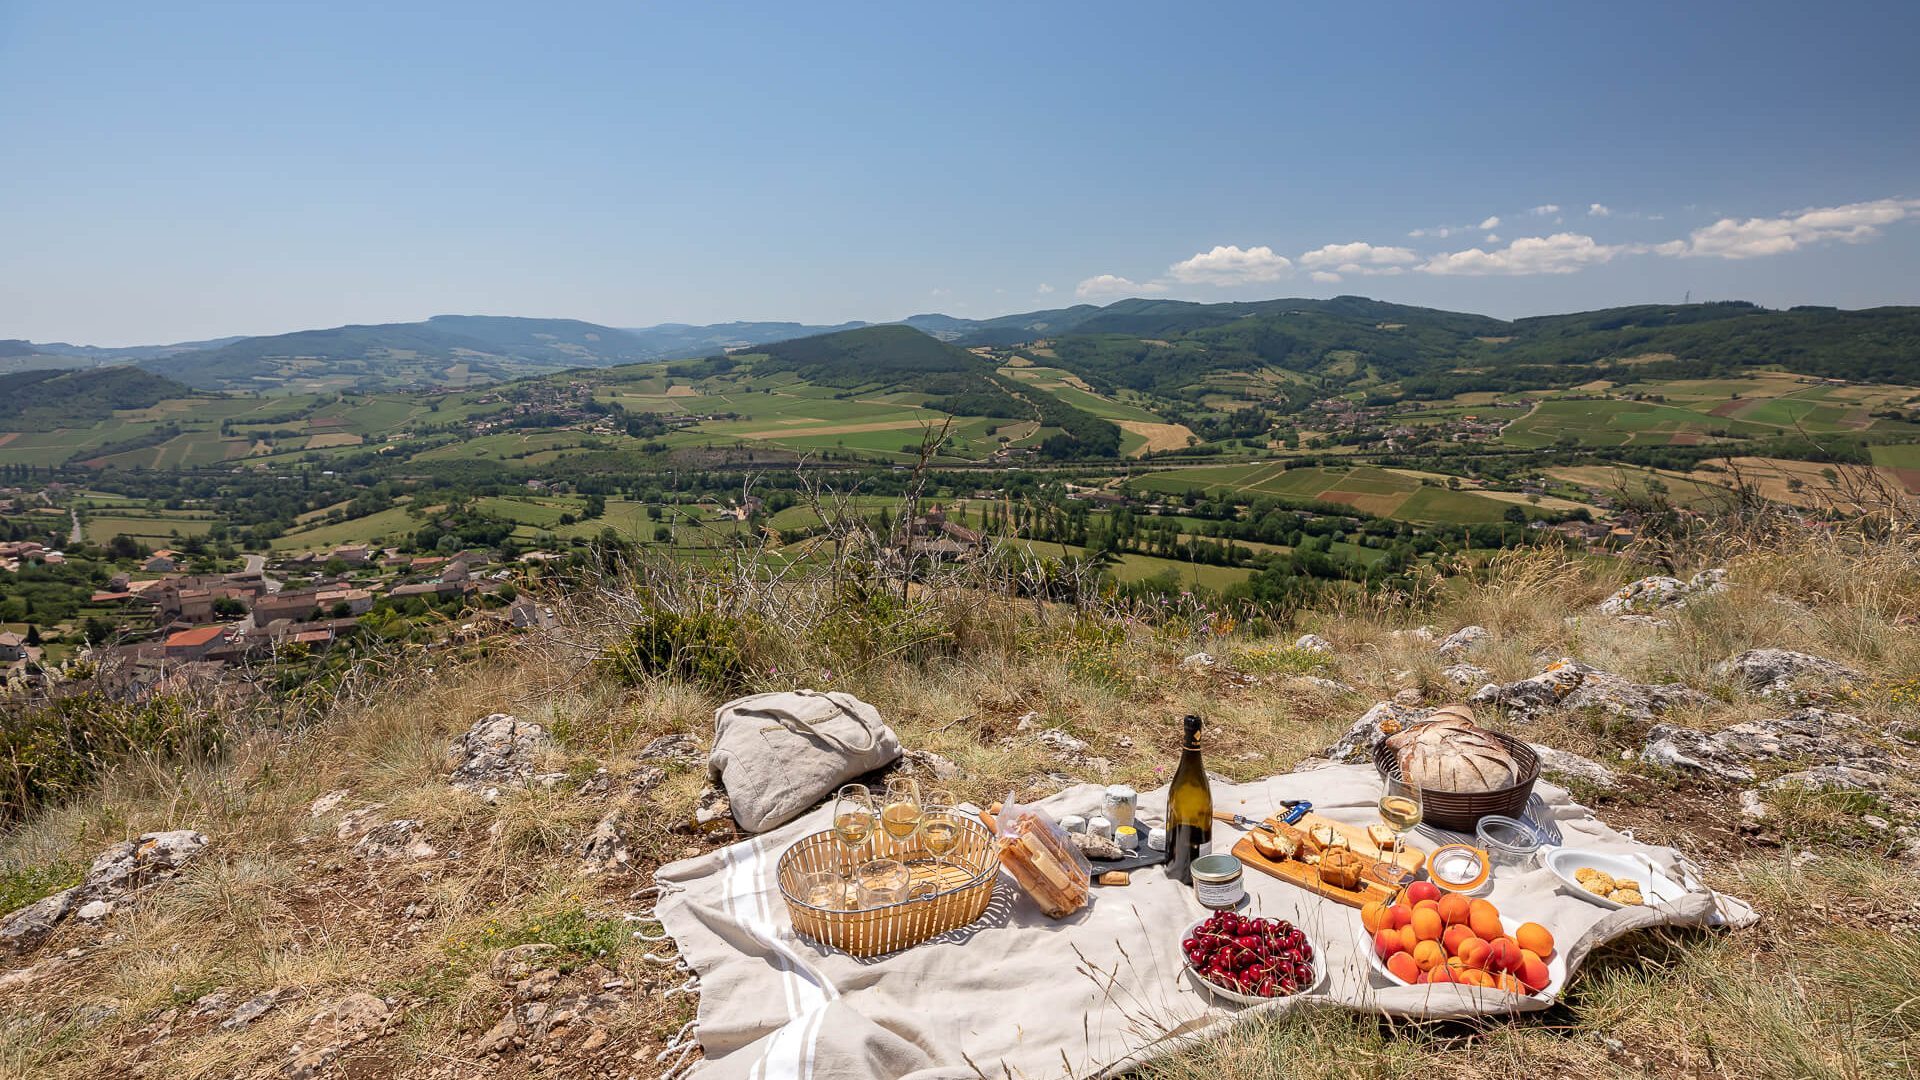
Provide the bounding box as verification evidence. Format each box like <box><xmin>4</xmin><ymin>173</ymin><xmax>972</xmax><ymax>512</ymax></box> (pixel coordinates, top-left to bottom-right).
<box><xmin>1376</xmin><ymin>779</ymin><xmax>1424</xmax><ymax>887</ymax></box>
<box><xmin>920</xmin><ymin>788</ymin><xmax>961</xmax><ymax>872</ymax></box>
<box><xmin>880</xmin><ymin>776</ymin><xmax>922</xmax><ymax>850</ymax></box>
<box><xmin>832</xmin><ymin>784</ymin><xmax>875</xmax><ymax>892</ymax></box>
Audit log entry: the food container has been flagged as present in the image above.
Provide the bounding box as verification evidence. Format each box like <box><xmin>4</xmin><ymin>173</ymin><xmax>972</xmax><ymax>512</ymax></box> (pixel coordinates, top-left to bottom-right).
<box><xmin>1060</xmin><ymin>814</ymin><xmax>1088</xmax><ymax>834</ymax></box>
<box><xmin>778</xmin><ymin>815</ymin><xmax>997</xmax><ymax>957</ymax></box>
<box><xmin>1115</xmin><ymin>825</ymin><xmax>1139</xmax><ymax>852</ymax></box>
<box><xmin>1102</xmin><ymin>785</ymin><xmax>1138</xmax><ymax>829</ymax></box>
<box><xmin>1147</xmin><ymin>827</ymin><xmax>1168</xmax><ymax>851</ymax></box>
<box><xmin>1190</xmin><ymin>853</ymin><xmax>1245</xmax><ymax>909</ymax></box>
<box><xmin>1475</xmin><ymin>815</ymin><xmax>1542</xmax><ymax>872</ymax></box>
<box><xmin>1427</xmin><ymin>843</ymin><xmax>1491</xmax><ymax>893</ymax></box>
<box><xmin>1373</xmin><ymin>729</ymin><xmax>1541</xmax><ymax>833</ymax></box>
<box><xmin>1087</xmin><ymin>815</ymin><xmax>1114</xmax><ymax>840</ymax></box>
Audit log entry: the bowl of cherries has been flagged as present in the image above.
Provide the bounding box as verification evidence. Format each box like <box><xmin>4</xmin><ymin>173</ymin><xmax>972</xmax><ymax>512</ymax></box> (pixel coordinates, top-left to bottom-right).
<box><xmin>1181</xmin><ymin>911</ymin><xmax>1323</xmax><ymax>1005</ymax></box>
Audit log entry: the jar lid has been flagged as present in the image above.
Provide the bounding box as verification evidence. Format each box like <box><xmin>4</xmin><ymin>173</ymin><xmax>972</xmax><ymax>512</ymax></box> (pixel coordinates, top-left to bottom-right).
<box><xmin>1475</xmin><ymin>815</ymin><xmax>1541</xmax><ymax>854</ymax></box>
<box><xmin>1190</xmin><ymin>854</ymin><xmax>1244</xmax><ymax>883</ymax></box>
<box><xmin>1428</xmin><ymin>843</ymin><xmax>1490</xmax><ymax>892</ymax></box>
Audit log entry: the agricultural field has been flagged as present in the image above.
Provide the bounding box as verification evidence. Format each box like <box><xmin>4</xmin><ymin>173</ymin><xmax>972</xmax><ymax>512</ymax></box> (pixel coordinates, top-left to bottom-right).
<box><xmin>1128</xmin><ymin>464</ymin><xmax>1545</xmax><ymax>524</ymax></box>
<box><xmin>1544</xmin><ymin>465</ymin><xmax>1736</xmax><ymax>509</ymax></box>
<box><xmin>1498</xmin><ymin>374</ymin><xmax>1920</xmax><ymax>449</ymax></box>
<box><xmin>269</xmin><ymin>505</ymin><xmax>424</xmax><ymax>551</ymax></box>
<box><xmin>80</xmin><ymin>509</ymin><xmax>219</xmax><ymax>543</ymax></box>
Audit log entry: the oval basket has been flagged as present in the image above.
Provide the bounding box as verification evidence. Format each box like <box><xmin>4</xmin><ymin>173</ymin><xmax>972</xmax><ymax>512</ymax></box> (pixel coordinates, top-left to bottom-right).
<box><xmin>777</xmin><ymin>814</ymin><xmax>998</xmax><ymax>958</ymax></box>
<box><xmin>1373</xmin><ymin>729</ymin><xmax>1540</xmax><ymax>833</ymax></box>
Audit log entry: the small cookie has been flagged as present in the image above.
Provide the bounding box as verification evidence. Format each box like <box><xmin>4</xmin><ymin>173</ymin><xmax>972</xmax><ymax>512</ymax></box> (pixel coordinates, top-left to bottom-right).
<box><xmin>1612</xmin><ymin>878</ymin><xmax>1641</xmax><ymax>893</ymax></box>
<box><xmin>1611</xmin><ymin>888</ymin><xmax>1644</xmax><ymax>906</ymax></box>
<box><xmin>1582</xmin><ymin>878</ymin><xmax>1614</xmax><ymax>896</ymax></box>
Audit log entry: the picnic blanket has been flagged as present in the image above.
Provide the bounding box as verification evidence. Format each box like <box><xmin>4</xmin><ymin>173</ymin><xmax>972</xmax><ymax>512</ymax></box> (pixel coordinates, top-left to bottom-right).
<box><xmin>653</xmin><ymin>765</ymin><xmax>1756</xmax><ymax>1080</ymax></box>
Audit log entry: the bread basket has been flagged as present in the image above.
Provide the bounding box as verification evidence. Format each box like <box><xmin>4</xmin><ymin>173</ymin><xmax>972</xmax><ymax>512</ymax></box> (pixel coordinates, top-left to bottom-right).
<box><xmin>777</xmin><ymin>814</ymin><xmax>998</xmax><ymax>958</ymax></box>
<box><xmin>1373</xmin><ymin>728</ymin><xmax>1540</xmax><ymax>833</ymax></box>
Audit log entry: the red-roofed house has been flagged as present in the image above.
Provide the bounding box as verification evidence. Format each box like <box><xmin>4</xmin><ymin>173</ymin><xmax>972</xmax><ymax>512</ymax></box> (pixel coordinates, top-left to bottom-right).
<box><xmin>162</xmin><ymin>624</ymin><xmax>230</xmax><ymax>661</ymax></box>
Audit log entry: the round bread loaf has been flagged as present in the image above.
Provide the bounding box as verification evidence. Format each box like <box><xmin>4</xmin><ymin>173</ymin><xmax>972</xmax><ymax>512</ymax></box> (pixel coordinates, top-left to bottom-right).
<box><xmin>1383</xmin><ymin>712</ymin><xmax>1519</xmax><ymax>793</ymax></box>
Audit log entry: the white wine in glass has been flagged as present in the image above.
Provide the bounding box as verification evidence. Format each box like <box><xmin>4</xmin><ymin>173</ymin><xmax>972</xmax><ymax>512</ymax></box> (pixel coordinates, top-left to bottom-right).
<box><xmin>1377</xmin><ymin>781</ymin><xmax>1423</xmax><ymax>885</ymax></box>
<box><xmin>832</xmin><ymin>784</ymin><xmax>875</xmax><ymax>891</ymax></box>
<box><xmin>881</xmin><ymin>776</ymin><xmax>922</xmax><ymax>843</ymax></box>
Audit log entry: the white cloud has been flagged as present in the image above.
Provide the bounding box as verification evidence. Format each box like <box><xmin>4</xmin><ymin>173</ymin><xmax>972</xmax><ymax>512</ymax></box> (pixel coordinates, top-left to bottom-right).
<box><xmin>1166</xmin><ymin>244</ymin><xmax>1292</xmax><ymax>285</ymax></box>
<box><xmin>1408</xmin><ymin>226</ymin><xmax>1455</xmax><ymax>238</ymax></box>
<box><xmin>1420</xmin><ymin>233</ymin><xmax>1624</xmax><ymax>276</ymax></box>
<box><xmin>1309</xmin><ymin>270</ymin><xmax>1342</xmax><ymax>283</ymax></box>
<box><xmin>1680</xmin><ymin>197</ymin><xmax>1920</xmax><ymax>259</ymax></box>
<box><xmin>1478</xmin><ymin>216</ymin><xmax>1501</xmax><ymax>229</ymax></box>
<box><xmin>1528</xmin><ymin>204</ymin><xmax>1561</xmax><ymax>216</ymax></box>
<box><xmin>1588</xmin><ymin>203</ymin><xmax>1611</xmax><ymax>217</ymax></box>
<box><xmin>1483</xmin><ymin>233</ymin><xmax>1500</xmax><ymax>243</ymax></box>
<box><xmin>1298</xmin><ymin>241</ymin><xmax>1419</xmax><ymax>275</ymax></box>
<box><xmin>1036</xmin><ymin>283</ymin><xmax>1055</xmax><ymax>294</ymax></box>
<box><xmin>1075</xmin><ymin>274</ymin><xmax>1167</xmax><ymax>299</ymax></box>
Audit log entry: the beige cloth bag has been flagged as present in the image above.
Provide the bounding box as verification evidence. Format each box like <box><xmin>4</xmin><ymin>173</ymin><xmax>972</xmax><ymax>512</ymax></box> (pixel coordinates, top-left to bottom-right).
<box><xmin>709</xmin><ymin>690</ymin><xmax>902</xmax><ymax>832</ymax></box>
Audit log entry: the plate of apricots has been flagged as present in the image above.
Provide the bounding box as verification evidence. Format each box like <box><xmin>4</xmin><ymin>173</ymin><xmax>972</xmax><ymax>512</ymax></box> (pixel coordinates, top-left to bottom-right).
<box><xmin>1359</xmin><ymin>881</ymin><xmax>1556</xmax><ymax>996</ymax></box>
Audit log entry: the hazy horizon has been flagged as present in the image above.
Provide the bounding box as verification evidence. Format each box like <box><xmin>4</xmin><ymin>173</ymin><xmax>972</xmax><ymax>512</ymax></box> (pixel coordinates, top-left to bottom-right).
<box><xmin>4</xmin><ymin>1</ymin><xmax>1917</xmax><ymax>346</ymax></box>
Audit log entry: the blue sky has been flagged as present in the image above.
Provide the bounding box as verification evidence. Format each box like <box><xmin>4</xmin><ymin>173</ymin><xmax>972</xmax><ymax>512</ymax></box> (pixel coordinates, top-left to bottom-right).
<box><xmin>3</xmin><ymin>0</ymin><xmax>1917</xmax><ymax>345</ymax></box>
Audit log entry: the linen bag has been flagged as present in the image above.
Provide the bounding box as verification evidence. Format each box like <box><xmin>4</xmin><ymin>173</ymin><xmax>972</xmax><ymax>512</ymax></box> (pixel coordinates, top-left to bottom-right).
<box><xmin>709</xmin><ymin>689</ymin><xmax>902</xmax><ymax>832</ymax></box>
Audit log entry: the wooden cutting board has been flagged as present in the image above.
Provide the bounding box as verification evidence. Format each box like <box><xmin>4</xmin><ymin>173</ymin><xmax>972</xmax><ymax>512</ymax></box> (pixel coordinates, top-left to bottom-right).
<box><xmin>1226</xmin><ymin>812</ymin><xmax>1426</xmax><ymax>909</ymax></box>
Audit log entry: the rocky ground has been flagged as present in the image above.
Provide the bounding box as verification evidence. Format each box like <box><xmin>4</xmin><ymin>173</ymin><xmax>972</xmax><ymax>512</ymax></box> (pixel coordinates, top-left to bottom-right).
<box><xmin>1</xmin><ymin>537</ymin><xmax>1917</xmax><ymax>1079</ymax></box>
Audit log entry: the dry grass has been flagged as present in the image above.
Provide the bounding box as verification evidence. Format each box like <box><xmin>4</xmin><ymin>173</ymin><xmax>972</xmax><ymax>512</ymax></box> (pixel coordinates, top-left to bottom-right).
<box><xmin>0</xmin><ymin>525</ymin><xmax>1915</xmax><ymax>1077</ymax></box>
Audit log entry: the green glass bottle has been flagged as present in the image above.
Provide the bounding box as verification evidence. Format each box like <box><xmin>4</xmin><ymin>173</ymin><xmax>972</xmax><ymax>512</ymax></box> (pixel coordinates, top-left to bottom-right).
<box><xmin>1165</xmin><ymin>714</ymin><xmax>1213</xmax><ymax>884</ymax></box>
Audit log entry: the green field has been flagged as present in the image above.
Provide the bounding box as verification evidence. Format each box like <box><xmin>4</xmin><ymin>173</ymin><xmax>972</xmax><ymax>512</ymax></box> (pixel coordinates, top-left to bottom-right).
<box><xmin>270</xmin><ymin>505</ymin><xmax>423</xmax><ymax>551</ymax></box>
<box><xmin>82</xmin><ymin>512</ymin><xmax>218</xmax><ymax>542</ymax></box>
<box><xmin>1127</xmin><ymin>463</ymin><xmax>1544</xmax><ymax>524</ymax></box>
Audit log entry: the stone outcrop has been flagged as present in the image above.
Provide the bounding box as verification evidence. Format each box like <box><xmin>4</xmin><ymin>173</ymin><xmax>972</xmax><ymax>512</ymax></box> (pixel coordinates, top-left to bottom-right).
<box><xmin>1</xmin><ymin>830</ymin><xmax>210</xmax><ymax>955</ymax></box>
<box><xmin>1469</xmin><ymin>658</ymin><xmax>1709</xmax><ymax>722</ymax></box>
<box><xmin>579</xmin><ymin>812</ymin><xmax>632</xmax><ymax>874</ymax></box>
<box><xmin>1717</xmin><ymin>649</ymin><xmax>1861</xmax><ymax>697</ymax></box>
<box><xmin>1597</xmin><ymin>569</ymin><xmax>1726</xmax><ymax>615</ymax></box>
<box><xmin>281</xmin><ymin>993</ymin><xmax>396</xmax><ymax>1079</ymax></box>
<box><xmin>352</xmin><ymin>820</ymin><xmax>438</xmax><ymax>861</ymax></box>
<box><xmin>1442</xmin><ymin>662</ymin><xmax>1493</xmax><ymax>689</ymax></box>
<box><xmin>1292</xmin><ymin>634</ymin><xmax>1333</xmax><ymax>654</ymax></box>
<box><xmin>1435</xmin><ymin>625</ymin><xmax>1490</xmax><ymax>656</ymax></box>
<box><xmin>448</xmin><ymin>713</ymin><xmax>558</xmax><ymax>792</ymax></box>
<box><xmin>1641</xmin><ymin>708</ymin><xmax>1884</xmax><ymax>783</ymax></box>
<box><xmin>1527</xmin><ymin>742</ymin><xmax>1620</xmax><ymax>790</ymax></box>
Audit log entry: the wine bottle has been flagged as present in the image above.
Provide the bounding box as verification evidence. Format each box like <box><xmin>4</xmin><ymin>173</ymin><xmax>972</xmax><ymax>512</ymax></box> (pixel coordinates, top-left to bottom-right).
<box><xmin>1165</xmin><ymin>714</ymin><xmax>1213</xmax><ymax>885</ymax></box>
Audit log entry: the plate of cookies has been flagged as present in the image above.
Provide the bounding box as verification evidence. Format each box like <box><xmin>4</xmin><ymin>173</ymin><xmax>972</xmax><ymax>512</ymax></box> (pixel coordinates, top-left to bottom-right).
<box><xmin>1543</xmin><ymin>847</ymin><xmax>1689</xmax><ymax>910</ymax></box>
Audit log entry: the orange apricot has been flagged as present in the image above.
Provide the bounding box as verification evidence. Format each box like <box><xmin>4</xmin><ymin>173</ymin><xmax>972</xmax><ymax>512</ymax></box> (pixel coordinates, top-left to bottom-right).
<box><xmin>1485</xmin><ymin>936</ymin><xmax>1525</xmax><ymax>974</ymax></box>
<box><xmin>1427</xmin><ymin>964</ymin><xmax>1461</xmax><ymax>984</ymax></box>
<box><xmin>1414</xmin><ymin>898</ymin><xmax>1440</xmax><ymax>914</ymax></box>
<box><xmin>1457</xmin><ymin>937</ymin><xmax>1490</xmax><ymax>970</ymax></box>
<box><xmin>1412</xmin><ymin>939</ymin><xmax>1447</xmax><ymax>972</ymax></box>
<box><xmin>1373</xmin><ymin>929</ymin><xmax>1403</xmax><ymax>962</ymax></box>
<box><xmin>1397</xmin><ymin>924</ymin><xmax>1420</xmax><ymax>954</ymax></box>
<box><xmin>1387</xmin><ymin>904</ymin><xmax>1414</xmax><ymax>931</ymax></box>
<box><xmin>1442</xmin><ymin>923</ymin><xmax>1476</xmax><ymax>956</ymax></box>
<box><xmin>1468</xmin><ymin>898</ymin><xmax>1504</xmax><ymax>941</ymax></box>
<box><xmin>1436</xmin><ymin>893</ymin><xmax>1472</xmax><ymax>926</ymax></box>
<box><xmin>1517</xmin><ymin>956</ymin><xmax>1550</xmax><ymax>993</ymax></box>
<box><xmin>1462</xmin><ymin>968</ymin><xmax>1495</xmax><ymax>988</ymax></box>
<box><xmin>1361</xmin><ymin>901</ymin><xmax>1392</xmax><ymax>935</ymax></box>
<box><xmin>1407</xmin><ymin>881</ymin><xmax>1441</xmax><ymax>904</ymax></box>
<box><xmin>1411</xmin><ymin>906</ymin><xmax>1444</xmax><ymax>942</ymax></box>
<box><xmin>1493</xmin><ymin>972</ymin><xmax>1528</xmax><ymax>995</ymax></box>
<box><xmin>1515</xmin><ymin>921</ymin><xmax>1555</xmax><ymax>958</ymax></box>
<box><xmin>1386</xmin><ymin>951</ymin><xmax>1420</xmax><ymax>984</ymax></box>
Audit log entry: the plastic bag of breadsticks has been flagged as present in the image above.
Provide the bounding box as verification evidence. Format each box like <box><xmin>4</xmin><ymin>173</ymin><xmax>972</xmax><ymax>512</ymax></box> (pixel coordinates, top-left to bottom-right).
<box><xmin>992</xmin><ymin>792</ymin><xmax>1092</xmax><ymax>918</ymax></box>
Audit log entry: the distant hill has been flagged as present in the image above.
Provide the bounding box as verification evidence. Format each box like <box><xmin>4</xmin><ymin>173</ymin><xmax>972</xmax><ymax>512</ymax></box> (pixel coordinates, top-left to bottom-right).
<box><xmin>0</xmin><ymin>367</ymin><xmax>195</xmax><ymax>431</ymax></box>
<box><xmin>754</xmin><ymin>324</ymin><xmax>991</xmax><ymax>383</ymax></box>
<box><xmin>621</xmin><ymin>320</ymin><xmax>869</xmax><ymax>358</ymax></box>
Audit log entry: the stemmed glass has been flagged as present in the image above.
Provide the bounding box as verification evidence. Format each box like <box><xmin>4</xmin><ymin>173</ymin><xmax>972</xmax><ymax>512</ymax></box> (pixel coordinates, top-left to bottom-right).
<box><xmin>1376</xmin><ymin>778</ymin><xmax>1424</xmax><ymax>887</ymax></box>
<box><xmin>880</xmin><ymin>776</ymin><xmax>922</xmax><ymax>848</ymax></box>
<box><xmin>831</xmin><ymin>784</ymin><xmax>875</xmax><ymax>893</ymax></box>
<box><xmin>920</xmin><ymin>787</ymin><xmax>961</xmax><ymax>872</ymax></box>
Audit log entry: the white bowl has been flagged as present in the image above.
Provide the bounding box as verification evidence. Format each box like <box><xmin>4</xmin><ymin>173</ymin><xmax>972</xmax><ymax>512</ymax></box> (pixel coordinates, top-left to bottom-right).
<box><xmin>1543</xmin><ymin>847</ymin><xmax>1690</xmax><ymax>911</ymax></box>
<box><xmin>1182</xmin><ymin>916</ymin><xmax>1325</xmax><ymax>1005</ymax></box>
<box><xmin>1356</xmin><ymin>925</ymin><xmax>1555</xmax><ymax>1000</ymax></box>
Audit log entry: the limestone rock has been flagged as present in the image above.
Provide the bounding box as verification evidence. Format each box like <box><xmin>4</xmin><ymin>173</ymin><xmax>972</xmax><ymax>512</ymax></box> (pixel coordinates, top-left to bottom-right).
<box><xmin>1598</xmin><ymin>569</ymin><xmax>1726</xmax><ymax>615</ymax></box>
<box><xmin>352</xmin><ymin>820</ymin><xmax>438</xmax><ymax>861</ymax></box>
<box><xmin>1293</xmin><ymin>634</ymin><xmax>1334</xmax><ymax>654</ymax></box>
<box><xmin>579</xmin><ymin>813</ymin><xmax>632</xmax><ymax>874</ymax></box>
<box><xmin>899</xmin><ymin>748</ymin><xmax>960</xmax><ymax>781</ymax></box>
<box><xmin>639</xmin><ymin>733</ymin><xmax>702</xmax><ymax>764</ymax></box>
<box><xmin>1642</xmin><ymin>708</ymin><xmax>1881</xmax><ymax>783</ymax></box>
<box><xmin>1442</xmin><ymin>663</ymin><xmax>1493</xmax><ymax>689</ymax></box>
<box><xmin>334</xmin><ymin>806</ymin><xmax>384</xmax><ymax>840</ymax></box>
<box><xmin>1320</xmin><ymin>701</ymin><xmax>1434</xmax><ymax>764</ymax></box>
<box><xmin>1717</xmin><ymin>649</ymin><xmax>1861</xmax><ymax>697</ymax></box>
<box><xmin>3</xmin><ymin>829</ymin><xmax>211</xmax><ymax>955</ymax></box>
<box><xmin>1470</xmin><ymin>658</ymin><xmax>1708</xmax><ymax>722</ymax></box>
<box><xmin>448</xmin><ymin>713</ymin><xmax>553</xmax><ymax>791</ymax></box>
<box><xmin>1436</xmin><ymin>625</ymin><xmax>1490</xmax><ymax>656</ymax></box>
<box><xmin>75</xmin><ymin>900</ymin><xmax>112</xmax><ymax>921</ymax></box>
<box><xmin>220</xmin><ymin>990</ymin><xmax>285</xmax><ymax>1031</ymax></box>
<box><xmin>491</xmin><ymin>943</ymin><xmax>560</xmax><ymax>982</ymax></box>
<box><xmin>1037</xmin><ymin>727</ymin><xmax>1090</xmax><ymax>758</ymax></box>
<box><xmin>1527</xmin><ymin>742</ymin><xmax>1620</xmax><ymax>789</ymax></box>
<box><xmin>1180</xmin><ymin>652</ymin><xmax>1216</xmax><ymax>670</ymax></box>
<box><xmin>308</xmin><ymin>790</ymin><xmax>350</xmax><ymax>818</ymax></box>
<box><xmin>0</xmin><ymin>888</ymin><xmax>76</xmax><ymax>955</ymax></box>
